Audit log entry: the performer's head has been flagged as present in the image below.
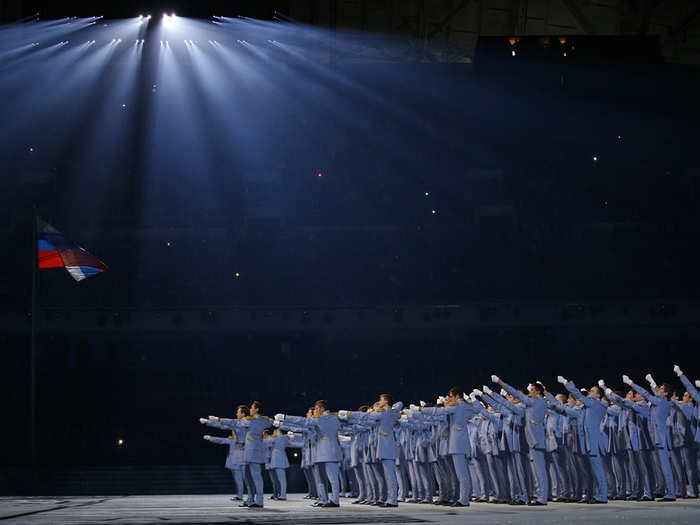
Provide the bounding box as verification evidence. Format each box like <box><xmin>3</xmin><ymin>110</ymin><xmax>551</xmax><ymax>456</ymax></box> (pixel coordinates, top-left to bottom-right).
<box><xmin>378</xmin><ymin>394</ymin><xmax>393</xmax><ymax>408</ymax></box>
<box><xmin>447</xmin><ymin>387</ymin><xmax>463</xmax><ymax>402</ymax></box>
<box><xmin>314</xmin><ymin>399</ymin><xmax>328</xmax><ymax>416</ymax></box>
<box><xmin>236</xmin><ymin>405</ymin><xmax>250</xmax><ymax>419</ymax></box>
<box><xmin>306</xmin><ymin>407</ymin><xmax>314</xmax><ymax>418</ymax></box>
<box><xmin>657</xmin><ymin>383</ymin><xmax>672</xmax><ymax>399</ymax></box>
<box><xmin>250</xmin><ymin>401</ymin><xmax>263</xmax><ymax>415</ymax></box>
<box><xmin>530</xmin><ymin>383</ymin><xmax>544</xmax><ymax>397</ymax></box>
<box><xmin>358</xmin><ymin>405</ymin><xmax>370</xmax><ymax>412</ymax></box>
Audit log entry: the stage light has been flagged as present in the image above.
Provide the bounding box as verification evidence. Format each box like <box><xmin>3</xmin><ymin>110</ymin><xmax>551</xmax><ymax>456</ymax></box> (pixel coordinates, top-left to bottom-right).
<box><xmin>317</xmin><ymin>172</ymin><xmax>323</xmax><ymax>178</ymax></box>
<box><xmin>563</xmin><ymin>52</ymin><xmax>567</xmax><ymax>57</ymax></box>
<box><xmin>617</xmin><ymin>135</ymin><xmax>622</xmax><ymax>140</ymax></box>
<box><xmin>511</xmin><ymin>50</ymin><xmax>516</xmax><ymax>57</ymax></box>
<box><xmin>117</xmin><ymin>438</ymin><xmax>124</xmax><ymax>446</ymax></box>
<box><xmin>28</xmin><ymin>146</ymin><xmax>34</xmax><ymax>152</ymax></box>
<box><xmin>424</xmin><ymin>192</ymin><xmax>429</xmax><ymax>197</ymax></box>
<box><xmin>166</xmin><ymin>241</ymin><xmax>171</xmax><ymax>247</ymax></box>
<box><xmin>122</xmin><ymin>104</ymin><xmax>127</xmax><ymax>109</ymax></box>
<box><xmin>431</xmin><ymin>209</ymin><xmax>437</xmax><ymax>215</ymax></box>
<box><xmin>293</xmin><ymin>452</ymin><xmax>298</xmax><ymax>457</ymax></box>
<box><xmin>235</xmin><ymin>272</ymin><xmax>240</xmax><ymax>278</ymax></box>
<box><xmin>592</xmin><ymin>155</ymin><xmax>598</xmax><ymax>162</ymax></box>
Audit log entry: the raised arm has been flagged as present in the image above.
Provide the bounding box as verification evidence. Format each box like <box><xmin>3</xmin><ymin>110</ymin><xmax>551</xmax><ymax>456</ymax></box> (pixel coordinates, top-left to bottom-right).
<box><xmin>675</xmin><ymin>365</ymin><xmax>700</xmax><ymax>404</ymax></box>
<box><xmin>498</xmin><ymin>379</ymin><xmax>530</xmax><ymax>406</ymax></box>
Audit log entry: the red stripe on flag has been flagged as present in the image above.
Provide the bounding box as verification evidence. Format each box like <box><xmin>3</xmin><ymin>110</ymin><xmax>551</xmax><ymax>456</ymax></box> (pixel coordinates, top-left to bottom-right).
<box><xmin>60</xmin><ymin>249</ymin><xmax>108</xmax><ymax>270</ymax></box>
<box><xmin>38</xmin><ymin>249</ymin><xmax>64</xmax><ymax>269</ymax></box>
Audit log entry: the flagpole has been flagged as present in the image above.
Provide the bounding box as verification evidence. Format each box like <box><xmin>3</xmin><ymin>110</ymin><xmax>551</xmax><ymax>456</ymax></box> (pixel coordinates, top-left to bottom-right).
<box><xmin>31</xmin><ymin>205</ymin><xmax>37</xmax><ymax>466</ymax></box>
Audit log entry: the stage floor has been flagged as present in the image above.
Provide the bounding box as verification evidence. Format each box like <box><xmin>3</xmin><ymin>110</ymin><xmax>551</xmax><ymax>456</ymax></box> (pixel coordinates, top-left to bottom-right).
<box><xmin>1</xmin><ymin>494</ymin><xmax>700</xmax><ymax>524</ymax></box>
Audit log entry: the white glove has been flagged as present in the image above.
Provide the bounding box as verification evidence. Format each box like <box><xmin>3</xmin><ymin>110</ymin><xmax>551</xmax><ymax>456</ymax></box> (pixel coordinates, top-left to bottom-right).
<box><xmin>557</xmin><ymin>375</ymin><xmax>567</xmax><ymax>384</ymax></box>
<box><xmin>199</xmin><ymin>418</ymin><xmax>208</xmax><ymax>424</ymax></box>
<box><xmin>469</xmin><ymin>393</ymin><xmax>477</xmax><ymax>402</ymax></box>
<box><xmin>673</xmin><ymin>365</ymin><xmax>682</xmax><ymax>377</ymax></box>
<box><xmin>473</xmin><ymin>389</ymin><xmax>483</xmax><ymax>397</ymax></box>
<box><xmin>598</xmin><ymin>379</ymin><xmax>605</xmax><ymax>389</ymax></box>
<box><xmin>695</xmin><ymin>380</ymin><xmax>700</xmax><ymax>388</ymax></box>
<box><xmin>274</xmin><ymin>413</ymin><xmax>285</xmax><ymax>421</ymax></box>
<box><xmin>500</xmin><ymin>389</ymin><xmax>507</xmax><ymax>397</ymax></box>
<box><xmin>605</xmin><ymin>388</ymin><xmax>612</xmax><ymax>397</ymax></box>
<box><xmin>437</xmin><ymin>396</ymin><xmax>445</xmax><ymax>405</ymax></box>
<box><xmin>463</xmin><ymin>393</ymin><xmax>470</xmax><ymax>401</ymax></box>
<box><xmin>491</xmin><ymin>375</ymin><xmax>500</xmax><ymax>384</ymax></box>
<box><xmin>645</xmin><ymin>374</ymin><xmax>656</xmax><ymax>388</ymax></box>
<box><xmin>287</xmin><ymin>431</ymin><xmax>294</xmax><ymax>437</ymax></box>
<box><xmin>203</xmin><ymin>435</ymin><xmax>212</xmax><ymax>441</ymax></box>
<box><xmin>208</xmin><ymin>415</ymin><xmax>218</xmax><ymax>421</ymax></box>
<box><xmin>419</xmin><ymin>400</ymin><xmax>426</xmax><ymax>408</ymax></box>
<box><xmin>483</xmin><ymin>385</ymin><xmax>492</xmax><ymax>395</ymax></box>
<box><xmin>400</xmin><ymin>414</ymin><xmax>408</xmax><ymax>422</ymax></box>
<box><xmin>409</xmin><ymin>404</ymin><xmax>418</xmax><ymax>411</ymax></box>
<box><xmin>338</xmin><ymin>410</ymin><xmax>348</xmax><ymax>420</ymax></box>
<box><xmin>527</xmin><ymin>383</ymin><xmax>534</xmax><ymax>392</ymax></box>
<box><xmin>273</xmin><ymin>420</ymin><xmax>280</xmax><ymax>428</ymax></box>
<box><xmin>622</xmin><ymin>375</ymin><xmax>632</xmax><ymax>386</ymax></box>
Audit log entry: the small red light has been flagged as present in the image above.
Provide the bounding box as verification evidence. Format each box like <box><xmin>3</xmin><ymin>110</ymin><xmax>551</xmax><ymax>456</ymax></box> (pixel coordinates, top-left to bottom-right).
<box><xmin>317</xmin><ymin>172</ymin><xmax>323</xmax><ymax>178</ymax></box>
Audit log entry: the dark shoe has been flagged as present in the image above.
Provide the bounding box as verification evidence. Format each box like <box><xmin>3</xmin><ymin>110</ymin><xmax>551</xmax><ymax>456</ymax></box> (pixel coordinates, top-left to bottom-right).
<box><xmin>351</xmin><ymin>500</ymin><xmax>362</xmax><ymax>504</ymax></box>
<box><xmin>311</xmin><ymin>501</ymin><xmax>324</xmax><ymax>507</ymax></box>
<box><xmin>237</xmin><ymin>503</ymin><xmax>249</xmax><ymax>507</ymax></box>
<box><xmin>656</xmin><ymin>497</ymin><xmax>676</xmax><ymax>502</ymax></box>
<box><xmin>322</xmin><ymin>502</ymin><xmax>339</xmax><ymax>508</ymax></box>
<box><xmin>381</xmin><ymin>502</ymin><xmax>398</xmax><ymax>507</ymax></box>
<box><xmin>625</xmin><ymin>495</ymin><xmax>638</xmax><ymax>501</ymax></box>
<box><xmin>576</xmin><ymin>498</ymin><xmax>589</xmax><ymax>504</ymax></box>
<box><xmin>451</xmin><ymin>501</ymin><xmax>469</xmax><ymax>507</ymax></box>
<box><xmin>230</xmin><ymin>496</ymin><xmax>242</xmax><ymax>501</ymax></box>
<box><xmin>588</xmin><ymin>499</ymin><xmax>607</xmax><ymax>504</ymax></box>
<box><xmin>372</xmin><ymin>501</ymin><xmax>384</xmax><ymax>506</ymax></box>
<box><xmin>528</xmin><ymin>501</ymin><xmax>547</xmax><ymax>506</ymax></box>
<box><xmin>640</xmin><ymin>496</ymin><xmax>652</xmax><ymax>502</ymax></box>
<box><xmin>246</xmin><ymin>503</ymin><xmax>264</xmax><ymax>508</ymax></box>
<box><xmin>419</xmin><ymin>500</ymin><xmax>432</xmax><ymax>504</ymax></box>
<box><xmin>269</xmin><ymin>496</ymin><xmax>277</xmax><ymax>500</ymax></box>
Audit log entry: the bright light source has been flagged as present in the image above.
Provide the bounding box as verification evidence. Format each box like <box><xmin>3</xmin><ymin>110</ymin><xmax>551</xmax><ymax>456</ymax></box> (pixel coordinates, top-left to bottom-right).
<box><xmin>424</xmin><ymin>192</ymin><xmax>429</xmax><ymax>197</ymax></box>
<box><xmin>431</xmin><ymin>209</ymin><xmax>437</xmax><ymax>215</ymax></box>
<box><xmin>592</xmin><ymin>156</ymin><xmax>598</xmax><ymax>162</ymax></box>
<box><xmin>28</xmin><ymin>146</ymin><xmax>34</xmax><ymax>152</ymax></box>
<box><xmin>317</xmin><ymin>172</ymin><xmax>323</xmax><ymax>178</ymax></box>
<box><xmin>235</xmin><ymin>272</ymin><xmax>240</xmax><ymax>278</ymax></box>
<box><xmin>117</xmin><ymin>439</ymin><xmax>124</xmax><ymax>446</ymax></box>
<box><xmin>166</xmin><ymin>241</ymin><xmax>171</xmax><ymax>247</ymax></box>
<box><xmin>511</xmin><ymin>50</ymin><xmax>516</xmax><ymax>56</ymax></box>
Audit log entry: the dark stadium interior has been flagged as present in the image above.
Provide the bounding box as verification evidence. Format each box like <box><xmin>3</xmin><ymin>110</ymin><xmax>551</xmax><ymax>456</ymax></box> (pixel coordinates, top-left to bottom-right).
<box><xmin>1</xmin><ymin>0</ymin><xmax>700</xmax><ymax>498</ymax></box>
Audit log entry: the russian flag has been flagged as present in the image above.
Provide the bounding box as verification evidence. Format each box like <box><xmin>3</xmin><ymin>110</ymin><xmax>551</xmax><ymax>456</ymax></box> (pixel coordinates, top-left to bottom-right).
<box><xmin>37</xmin><ymin>218</ymin><xmax>108</xmax><ymax>282</ymax></box>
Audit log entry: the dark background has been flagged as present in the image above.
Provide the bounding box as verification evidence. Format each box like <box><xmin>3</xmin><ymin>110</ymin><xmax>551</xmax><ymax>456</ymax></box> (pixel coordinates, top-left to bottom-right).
<box><xmin>1</xmin><ymin>0</ymin><xmax>700</xmax><ymax>493</ymax></box>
